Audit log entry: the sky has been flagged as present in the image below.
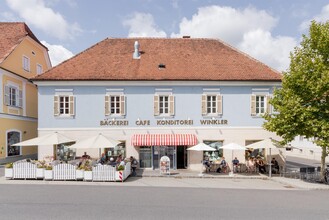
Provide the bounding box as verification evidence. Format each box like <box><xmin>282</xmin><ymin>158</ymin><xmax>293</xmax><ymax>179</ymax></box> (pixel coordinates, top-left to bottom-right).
<box><xmin>1</xmin><ymin>0</ymin><xmax>329</xmax><ymax>72</ymax></box>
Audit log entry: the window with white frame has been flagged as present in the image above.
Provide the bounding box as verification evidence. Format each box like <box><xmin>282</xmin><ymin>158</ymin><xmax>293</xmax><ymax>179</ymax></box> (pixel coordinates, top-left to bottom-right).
<box><xmin>154</xmin><ymin>94</ymin><xmax>174</xmax><ymax>116</ymax></box>
<box><xmin>23</xmin><ymin>56</ymin><xmax>30</xmax><ymax>72</ymax></box>
<box><xmin>201</xmin><ymin>94</ymin><xmax>222</xmax><ymax>116</ymax></box>
<box><xmin>105</xmin><ymin>94</ymin><xmax>125</xmax><ymax>116</ymax></box>
<box><xmin>250</xmin><ymin>94</ymin><xmax>271</xmax><ymax>116</ymax></box>
<box><xmin>54</xmin><ymin>95</ymin><xmax>75</xmax><ymax>116</ymax></box>
<box><xmin>4</xmin><ymin>85</ymin><xmax>22</xmax><ymax>108</ymax></box>
<box><xmin>36</xmin><ymin>64</ymin><xmax>43</xmax><ymax>74</ymax></box>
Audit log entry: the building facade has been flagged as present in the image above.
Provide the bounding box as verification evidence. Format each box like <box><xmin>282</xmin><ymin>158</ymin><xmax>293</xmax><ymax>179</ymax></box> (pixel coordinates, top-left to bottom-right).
<box><xmin>0</xmin><ymin>22</ymin><xmax>51</xmax><ymax>164</ymax></box>
<box><xmin>33</xmin><ymin>38</ymin><xmax>281</xmax><ymax>171</ymax></box>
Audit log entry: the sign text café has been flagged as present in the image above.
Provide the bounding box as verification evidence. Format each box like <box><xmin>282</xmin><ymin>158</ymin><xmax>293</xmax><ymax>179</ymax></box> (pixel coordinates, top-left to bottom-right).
<box><xmin>99</xmin><ymin>118</ymin><xmax>228</xmax><ymax>126</ymax></box>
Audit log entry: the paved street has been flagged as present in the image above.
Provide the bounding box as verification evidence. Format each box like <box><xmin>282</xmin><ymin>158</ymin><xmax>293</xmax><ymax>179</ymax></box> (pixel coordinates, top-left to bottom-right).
<box><xmin>0</xmin><ymin>183</ymin><xmax>328</xmax><ymax>220</ymax></box>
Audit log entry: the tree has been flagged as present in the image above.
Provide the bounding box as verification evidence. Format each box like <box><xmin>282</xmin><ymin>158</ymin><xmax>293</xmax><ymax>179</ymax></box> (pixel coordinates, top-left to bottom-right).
<box><xmin>264</xmin><ymin>20</ymin><xmax>329</xmax><ymax>181</ymax></box>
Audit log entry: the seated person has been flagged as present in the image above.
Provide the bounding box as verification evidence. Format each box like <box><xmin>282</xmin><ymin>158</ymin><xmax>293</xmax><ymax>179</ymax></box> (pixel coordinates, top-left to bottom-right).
<box><xmin>108</xmin><ymin>157</ymin><xmax>116</xmax><ymax>167</ymax></box>
<box><xmin>98</xmin><ymin>153</ymin><xmax>106</xmax><ymax>165</ymax></box>
<box><xmin>116</xmin><ymin>154</ymin><xmax>123</xmax><ymax>164</ymax></box>
<box><xmin>257</xmin><ymin>158</ymin><xmax>266</xmax><ymax>174</ymax></box>
<box><xmin>218</xmin><ymin>157</ymin><xmax>228</xmax><ymax>173</ymax></box>
<box><xmin>246</xmin><ymin>157</ymin><xmax>255</xmax><ymax>173</ymax></box>
<box><xmin>203</xmin><ymin>156</ymin><xmax>211</xmax><ymax>172</ymax></box>
<box><xmin>232</xmin><ymin>157</ymin><xmax>240</xmax><ymax>172</ymax></box>
<box><xmin>81</xmin><ymin>152</ymin><xmax>91</xmax><ymax>159</ymax></box>
<box><xmin>271</xmin><ymin>158</ymin><xmax>280</xmax><ymax>174</ymax></box>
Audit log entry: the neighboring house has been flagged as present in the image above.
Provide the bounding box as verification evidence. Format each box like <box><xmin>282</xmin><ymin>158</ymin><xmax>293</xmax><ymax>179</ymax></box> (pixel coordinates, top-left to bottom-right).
<box><xmin>33</xmin><ymin>37</ymin><xmax>281</xmax><ymax>171</ymax></box>
<box><xmin>0</xmin><ymin>22</ymin><xmax>51</xmax><ymax>164</ymax></box>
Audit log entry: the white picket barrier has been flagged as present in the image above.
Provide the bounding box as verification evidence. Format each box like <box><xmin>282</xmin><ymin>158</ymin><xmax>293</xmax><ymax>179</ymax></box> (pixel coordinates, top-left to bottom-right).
<box><xmin>13</xmin><ymin>162</ymin><xmax>37</xmax><ymax>179</ymax></box>
<box><xmin>124</xmin><ymin>162</ymin><xmax>131</xmax><ymax>179</ymax></box>
<box><xmin>53</xmin><ymin>164</ymin><xmax>76</xmax><ymax>180</ymax></box>
<box><xmin>92</xmin><ymin>165</ymin><xmax>116</xmax><ymax>182</ymax></box>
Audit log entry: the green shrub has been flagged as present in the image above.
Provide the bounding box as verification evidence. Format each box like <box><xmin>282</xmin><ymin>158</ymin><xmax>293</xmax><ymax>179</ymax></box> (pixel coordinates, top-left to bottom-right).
<box><xmin>5</xmin><ymin>163</ymin><xmax>13</xmax><ymax>168</ymax></box>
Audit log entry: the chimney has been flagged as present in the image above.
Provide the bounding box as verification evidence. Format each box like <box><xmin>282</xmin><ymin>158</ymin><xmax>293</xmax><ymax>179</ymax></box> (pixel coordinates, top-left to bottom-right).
<box><xmin>133</xmin><ymin>41</ymin><xmax>140</xmax><ymax>59</ymax></box>
<box><xmin>182</xmin><ymin>36</ymin><xmax>190</xmax><ymax>38</ymax></box>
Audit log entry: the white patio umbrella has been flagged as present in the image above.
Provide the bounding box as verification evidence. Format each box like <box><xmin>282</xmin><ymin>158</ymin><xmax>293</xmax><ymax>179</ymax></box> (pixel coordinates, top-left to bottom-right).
<box><xmin>187</xmin><ymin>143</ymin><xmax>216</xmax><ymax>176</ymax></box>
<box><xmin>68</xmin><ymin>133</ymin><xmax>121</xmax><ymax>157</ymax></box>
<box><xmin>218</xmin><ymin>143</ymin><xmax>246</xmax><ymax>175</ymax></box>
<box><xmin>245</xmin><ymin>138</ymin><xmax>283</xmax><ymax>177</ymax></box>
<box><xmin>11</xmin><ymin>132</ymin><xmax>75</xmax><ymax>146</ymax></box>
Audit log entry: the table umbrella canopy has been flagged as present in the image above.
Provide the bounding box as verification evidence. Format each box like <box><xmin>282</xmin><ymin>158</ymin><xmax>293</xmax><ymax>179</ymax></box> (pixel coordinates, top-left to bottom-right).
<box><xmin>11</xmin><ymin>132</ymin><xmax>75</xmax><ymax>146</ymax></box>
<box><xmin>218</xmin><ymin>143</ymin><xmax>246</xmax><ymax>150</ymax></box>
<box><xmin>187</xmin><ymin>143</ymin><xmax>216</xmax><ymax>151</ymax></box>
<box><xmin>68</xmin><ymin>133</ymin><xmax>120</xmax><ymax>149</ymax></box>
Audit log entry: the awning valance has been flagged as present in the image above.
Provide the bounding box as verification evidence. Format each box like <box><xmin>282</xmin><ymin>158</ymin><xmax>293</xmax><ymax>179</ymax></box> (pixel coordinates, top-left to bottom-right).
<box><xmin>131</xmin><ymin>134</ymin><xmax>198</xmax><ymax>146</ymax></box>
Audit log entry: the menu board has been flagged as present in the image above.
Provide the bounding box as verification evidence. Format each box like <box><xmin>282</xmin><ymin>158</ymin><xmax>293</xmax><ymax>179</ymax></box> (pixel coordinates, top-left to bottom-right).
<box><xmin>160</xmin><ymin>156</ymin><xmax>170</xmax><ymax>175</ymax></box>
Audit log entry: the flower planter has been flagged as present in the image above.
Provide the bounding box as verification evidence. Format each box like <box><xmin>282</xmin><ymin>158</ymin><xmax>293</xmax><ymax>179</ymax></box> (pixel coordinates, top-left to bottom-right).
<box><xmin>5</xmin><ymin>168</ymin><xmax>13</xmax><ymax>179</ymax></box>
<box><xmin>116</xmin><ymin>170</ymin><xmax>125</xmax><ymax>182</ymax></box>
<box><xmin>36</xmin><ymin>168</ymin><xmax>45</xmax><ymax>179</ymax></box>
<box><xmin>44</xmin><ymin>170</ymin><xmax>53</xmax><ymax>180</ymax></box>
<box><xmin>84</xmin><ymin>171</ymin><xmax>92</xmax><ymax>181</ymax></box>
<box><xmin>76</xmin><ymin>169</ymin><xmax>84</xmax><ymax>180</ymax></box>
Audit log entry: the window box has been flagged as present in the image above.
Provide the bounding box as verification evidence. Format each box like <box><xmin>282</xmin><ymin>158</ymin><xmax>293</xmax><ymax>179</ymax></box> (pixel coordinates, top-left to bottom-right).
<box><xmin>5</xmin><ymin>168</ymin><xmax>13</xmax><ymax>179</ymax></box>
<box><xmin>84</xmin><ymin>171</ymin><xmax>92</xmax><ymax>181</ymax></box>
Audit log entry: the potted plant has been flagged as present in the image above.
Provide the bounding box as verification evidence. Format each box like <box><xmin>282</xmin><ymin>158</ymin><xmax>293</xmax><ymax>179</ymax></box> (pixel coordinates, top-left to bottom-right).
<box><xmin>116</xmin><ymin>165</ymin><xmax>125</xmax><ymax>181</ymax></box>
<box><xmin>44</xmin><ymin>165</ymin><xmax>53</xmax><ymax>180</ymax></box>
<box><xmin>5</xmin><ymin>163</ymin><xmax>13</xmax><ymax>179</ymax></box>
<box><xmin>82</xmin><ymin>160</ymin><xmax>92</xmax><ymax>181</ymax></box>
<box><xmin>83</xmin><ymin>165</ymin><xmax>92</xmax><ymax>181</ymax></box>
<box><xmin>76</xmin><ymin>166</ymin><xmax>85</xmax><ymax>180</ymax></box>
<box><xmin>36</xmin><ymin>160</ymin><xmax>46</xmax><ymax>179</ymax></box>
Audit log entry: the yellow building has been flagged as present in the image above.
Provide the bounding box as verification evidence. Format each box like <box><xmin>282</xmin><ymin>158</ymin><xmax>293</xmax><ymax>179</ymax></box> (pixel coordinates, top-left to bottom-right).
<box><xmin>0</xmin><ymin>22</ymin><xmax>51</xmax><ymax>164</ymax></box>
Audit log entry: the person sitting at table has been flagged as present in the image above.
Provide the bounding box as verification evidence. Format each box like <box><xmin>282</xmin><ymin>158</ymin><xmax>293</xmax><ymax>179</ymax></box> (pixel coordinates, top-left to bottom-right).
<box><xmin>232</xmin><ymin>157</ymin><xmax>240</xmax><ymax>173</ymax></box>
<box><xmin>257</xmin><ymin>158</ymin><xmax>266</xmax><ymax>174</ymax></box>
<box><xmin>82</xmin><ymin>152</ymin><xmax>90</xmax><ymax>159</ymax></box>
<box><xmin>218</xmin><ymin>157</ymin><xmax>228</xmax><ymax>173</ymax></box>
<box><xmin>203</xmin><ymin>156</ymin><xmax>211</xmax><ymax>173</ymax></box>
<box><xmin>98</xmin><ymin>153</ymin><xmax>106</xmax><ymax>165</ymax></box>
<box><xmin>246</xmin><ymin>157</ymin><xmax>255</xmax><ymax>173</ymax></box>
<box><xmin>271</xmin><ymin>158</ymin><xmax>280</xmax><ymax>174</ymax></box>
<box><xmin>108</xmin><ymin>157</ymin><xmax>116</xmax><ymax>167</ymax></box>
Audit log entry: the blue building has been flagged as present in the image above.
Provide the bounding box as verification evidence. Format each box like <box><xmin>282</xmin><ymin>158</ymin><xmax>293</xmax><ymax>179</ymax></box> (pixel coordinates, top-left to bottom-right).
<box><xmin>33</xmin><ymin>38</ymin><xmax>281</xmax><ymax>171</ymax></box>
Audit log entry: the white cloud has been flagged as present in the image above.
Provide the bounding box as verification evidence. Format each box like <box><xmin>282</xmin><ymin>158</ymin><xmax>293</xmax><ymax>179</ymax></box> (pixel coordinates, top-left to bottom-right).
<box><xmin>238</xmin><ymin>29</ymin><xmax>297</xmax><ymax>72</ymax></box>
<box><xmin>300</xmin><ymin>4</ymin><xmax>329</xmax><ymax>31</ymax></box>
<box><xmin>41</xmin><ymin>40</ymin><xmax>74</xmax><ymax>66</ymax></box>
<box><xmin>123</xmin><ymin>12</ymin><xmax>167</xmax><ymax>37</ymax></box>
<box><xmin>0</xmin><ymin>11</ymin><xmax>17</xmax><ymax>21</ymax></box>
<box><xmin>5</xmin><ymin>0</ymin><xmax>82</xmax><ymax>40</ymax></box>
<box><xmin>171</xmin><ymin>5</ymin><xmax>297</xmax><ymax>71</ymax></box>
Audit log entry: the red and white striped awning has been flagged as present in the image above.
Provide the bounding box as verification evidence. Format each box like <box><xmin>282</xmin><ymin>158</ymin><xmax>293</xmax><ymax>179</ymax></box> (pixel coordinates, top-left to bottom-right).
<box><xmin>131</xmin><ymin>134</ymin><xmax>198</xmax><ymax>146</ymax></box>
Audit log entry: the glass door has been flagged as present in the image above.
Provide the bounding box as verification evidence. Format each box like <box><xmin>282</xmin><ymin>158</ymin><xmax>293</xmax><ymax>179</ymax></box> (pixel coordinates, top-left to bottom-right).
<box><xmin>153</xmin><ymin>146</ymin><xmax>176</xmax><ymax>170</ymax></box>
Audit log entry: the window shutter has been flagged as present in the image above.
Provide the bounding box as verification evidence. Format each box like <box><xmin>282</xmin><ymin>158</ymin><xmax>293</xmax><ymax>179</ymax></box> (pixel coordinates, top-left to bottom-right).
<box><xmin>169</xmin><ymin>95</ymin><xmax>175</xmax><ymax>116</ymax></box>
<box><xmin>266</xmin><ymin>95</ymin><xmax>271</xmax><ymax>114</ymax></box>
<box><xmin>120</xmin><ymin>95</ymin><xmax>126</xmax><ymax>116</ymax></box>
<box><xmin>217</xmin><ymin>95</ymin><xmax>222</xmax><ymax>115</ymax></box>
<box><xmin>54</xmin><ymin>95</ymin><xmax>59</xmax><ymax>116</ymax></box>
<box><xmin>18</xmin><ymin>90</ymin><xmax>23</xmax><ymax>108</ymax></box>
<box><xmin>154</xmin><ymin>95</ymin><xmax>159</xmax><ymax>116</ymax></box>
<box><xmin>201</xmin><ymin>94</ymin><xmax>207</xmax><ymax>115</ymax></box>
<box><xmin>4</xmin><ymin>85</ymin><xmax>10</xmax><ymax>105</ymax></box>
<box><xmin>69</xmin><ymin>95</ymin><xmax>75</xmax><ymax>116</ymax></box>
<box><xmin>105</xmin><ymin>95</ymin><xmax>110</xmax><ymax>116</ymax></box>
<box><xmin>250</xmin><ymin>95</ymin><xmax>256</xmax><ymax>116</ymax></box>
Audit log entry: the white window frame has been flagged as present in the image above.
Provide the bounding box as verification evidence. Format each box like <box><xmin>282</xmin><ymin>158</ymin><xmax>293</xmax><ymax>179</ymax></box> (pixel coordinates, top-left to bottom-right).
<box><xmin>202</xmin><ymin>89</ymin><xmax>222</xmax><ymax>117</ymax></box>
<box><xmin>23</xmin><ymin>55</ymin><xmax>30</xmax><ymax>72</ymax></box>
<box><xmin>36</xmin><ymin>64</ymin><xmax>43</xmax><ymax>74</ymax></box>
<box><xmin>4</xmin><ymin>83</ymin><xmax>22</xmax><ymax>108</ymax></box>
<box><xmin>154</xmin><ymin>90</ymin><xmax>174</xmax><ymax>117</ymax></box>
<box><xmin>105</xmin><ymin>89</ymin><xmax>125</xmax><ymax>117</ymax></box>
<box><xmin>251</xmin><ymin>90</ymin><xmax>270</xmax><ymax>117</ymax></box>
<box><xmin>54</xmin><ymin>90</ymin><xmax>74</xmax><ymax>118</ymax></box>
<box><xmin>256</xmin><ymin>95</ymin><xmax>266</xmax><ymax>115</ymax></box>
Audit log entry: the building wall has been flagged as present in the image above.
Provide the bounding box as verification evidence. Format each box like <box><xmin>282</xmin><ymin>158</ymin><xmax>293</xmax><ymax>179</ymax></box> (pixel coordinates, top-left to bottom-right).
<box><xmin>0</xmin><ymin>35</ymin><xmax>50</xmax><ymax>164</ymax></box>
<box><xmin>37</xmin><ymin>82</ymin><xmax>281</xmax><ymax>170</ymax></box>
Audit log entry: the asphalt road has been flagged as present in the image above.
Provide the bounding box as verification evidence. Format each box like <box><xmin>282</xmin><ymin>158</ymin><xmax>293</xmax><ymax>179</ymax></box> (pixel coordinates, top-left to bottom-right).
<box><xmin>0</xmin><ymin>184</ymin><xmax>328</xmax><ymax>220</ymax></box>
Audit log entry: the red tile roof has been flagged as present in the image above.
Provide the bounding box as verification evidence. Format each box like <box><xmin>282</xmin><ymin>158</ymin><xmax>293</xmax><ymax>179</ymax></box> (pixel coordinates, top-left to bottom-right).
<box><xmin>0</xmin><ymin>22</ymin><xmax>47</xmax><ymax>63</ymax></box>
<box><xmin>33</xmin><ymin>38</ymin><xmax>282</xmax><ymax>81</ymax></box>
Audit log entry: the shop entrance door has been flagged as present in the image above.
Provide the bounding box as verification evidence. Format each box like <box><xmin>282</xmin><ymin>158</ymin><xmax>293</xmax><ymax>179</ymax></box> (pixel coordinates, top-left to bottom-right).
<box><xmin>153</xmin><ymin>146</ymin><xmax>176</xmax><ymax>170</ymax></box>
<box><xmin>176</xmin><ymin>146</ymin><xmax>187</xmax><ymax>169</ymax></box>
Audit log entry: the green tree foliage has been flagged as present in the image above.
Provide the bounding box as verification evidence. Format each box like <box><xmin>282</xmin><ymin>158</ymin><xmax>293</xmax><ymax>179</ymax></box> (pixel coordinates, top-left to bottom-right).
<box><xmin>264</xmin><ymin>21</ymin><xmax>329</xmax><ymax>180</ymax></box>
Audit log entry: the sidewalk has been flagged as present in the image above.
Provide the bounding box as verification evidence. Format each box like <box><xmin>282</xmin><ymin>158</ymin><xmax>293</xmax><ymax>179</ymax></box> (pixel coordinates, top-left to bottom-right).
<box><xmin>1</xmin><ymin>168</ymin><xmax>329</xmax><ymax>190</ymax></box>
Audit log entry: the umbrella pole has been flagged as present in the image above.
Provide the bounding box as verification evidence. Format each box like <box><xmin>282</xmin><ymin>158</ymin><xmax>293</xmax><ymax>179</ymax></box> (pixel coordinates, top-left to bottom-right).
<box><xmin>269</xmin><ymin>148</ymin><xmax>272</xmax><ymax>178</ymax></box>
